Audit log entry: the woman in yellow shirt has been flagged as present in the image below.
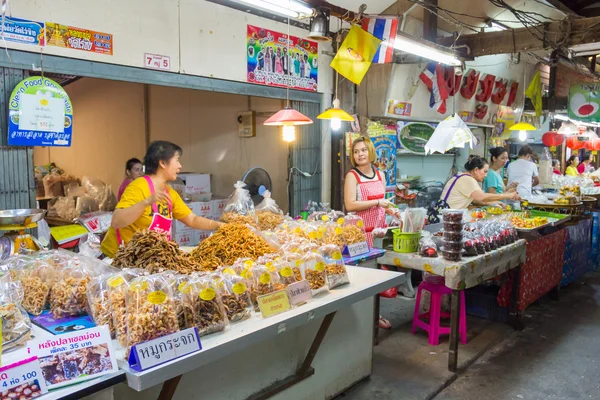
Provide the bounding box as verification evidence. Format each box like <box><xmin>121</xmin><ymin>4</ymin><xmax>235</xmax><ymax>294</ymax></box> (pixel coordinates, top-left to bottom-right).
<box><xmin>101</xmin><ymin>141</ymin><xmax>223</xmax><ymax>258</ymax></box>
<box><xmin>564</xmin><ymin>155</ymin><xmax>580</xmax><ymax>177</ymax></box>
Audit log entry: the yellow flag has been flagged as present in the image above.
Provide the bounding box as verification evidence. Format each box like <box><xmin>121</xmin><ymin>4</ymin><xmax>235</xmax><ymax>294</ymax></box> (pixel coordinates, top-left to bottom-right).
<box><xmin>525</xmin><ymin>70</ymin><xmax>542</xmax><ymax>117</ymax></box>
<box><xmin>330</xmin><ymin>25</ymin><xmax>382</xmax><ymax>85</ymax></box>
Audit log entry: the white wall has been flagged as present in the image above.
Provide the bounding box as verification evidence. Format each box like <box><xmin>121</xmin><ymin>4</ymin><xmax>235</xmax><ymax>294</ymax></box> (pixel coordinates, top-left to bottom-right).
<box><xmin>8</xmin><ymin>0</ymin><xmax>334</xmax><ymax>94</ymax></box>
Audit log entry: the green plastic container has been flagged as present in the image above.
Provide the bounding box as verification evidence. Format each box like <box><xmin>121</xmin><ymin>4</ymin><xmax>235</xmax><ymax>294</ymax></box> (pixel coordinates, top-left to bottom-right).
<box><xmin>392</xmin><ymin>229</ymin><xmax>421</xmax><ymax>253</ymax></box>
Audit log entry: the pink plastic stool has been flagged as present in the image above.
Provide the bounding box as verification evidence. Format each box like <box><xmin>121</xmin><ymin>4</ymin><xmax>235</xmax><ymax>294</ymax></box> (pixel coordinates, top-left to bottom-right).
<box><xmin>411</xmin><ymin>280</ymin><xmax>467</xmax><ymax>346</ymax></box>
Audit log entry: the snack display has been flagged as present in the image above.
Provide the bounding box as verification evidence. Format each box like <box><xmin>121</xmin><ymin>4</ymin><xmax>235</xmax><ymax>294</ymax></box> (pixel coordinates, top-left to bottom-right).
<box><xmin>319</xmin><ymin>245</ymin><xmax>349</xmax><ymax>289</ymax></box>
<box><xmin>341</xmin><ymin>215</ymin><xmax>367</xmax><ymax>245</ymax></box>
<box><xmin>3</xmin><ymin>256</ymin><xmax>54</xmax><ymax>315</ymax></box>
<box><xmin>441</xmin><ymin>209</ymin><xmax>464</xmax><ymax>222</ymax></box>
<box><xmin>221</xmin><ymin>274</ymin><xmax>252</xmax><ymax>322</ymax></box>
<box><xmin>442</xmin><ymin>231</ymin><xmax>463</xmax><ymax>242</ymax></box>
<box><xmin>49</xmin><ymin>259</ymin><xmax>92</xmax><ymax>318</ymax></box>
<box><xmin>183</xmin><ymin>275</ymin><xmax>229</xmax><ymax>336</ymax></box>
<box><xmin>276</xmin><ymin>260</ymin><xmax>302</xmax><ymax>286</ymax></box>
<box><xmin>442</xmin><ymin>240</ymin><xmax>462</xmax><ymax>252</ymax></box>
<box><xmin>443</xmin><ymin>221</ymin><xmax>463</xmax><ymax>233</ymax></box>
<box><xmin>442</xmin><ymin>249</ymin><xmax>461</xmax><ymax>262</ymax></box>
<box><xmin>255</xmin><ymin>190</ymin><xmax>284</xmax><ymax>230</ymax></box>
<box><xmin>301</xmin><ymin>252</ymin><xmax>328</xmax><ymax>296</ymax></box>
<box><xmin>246</xmin><ymin>265</ymin><xmax>286</xmax><ymax>311</ymax></box>
<box><xmin>86</xmin><ymin>276</ymin><xmax>114</xmax><ymax>336</ymax></box>
<box><xmin>220</xmin><ymin>181</ymin><xmax>258</xmax><ymax>225</ymax></box>
<box><xmin>126</xmin><ymin>275</ymin><xmax>179</xmax><ymax>352</ymax></box>
<box><xmin>113</xmin><ymin>230</ymin><xmax>202</xmax><ymax>274</ymax></box>
<box><xmin>108</xmin><ymin>269</ymin><xmax>146</xmax><ymax>347</ymax></box>
<box><xmin>190</xmin><ymin>223</ymin><xmax>274</xmax><ymax>270</ymax></box>
<box><xmin>510</xmin><ymin>216</ymin><xmax>548</xmax><ymax>229</ymax></box>
<box><xmin>0</xmin><ymin>276</ymin><xmax>31</xmax><ymax>353</ymax></box>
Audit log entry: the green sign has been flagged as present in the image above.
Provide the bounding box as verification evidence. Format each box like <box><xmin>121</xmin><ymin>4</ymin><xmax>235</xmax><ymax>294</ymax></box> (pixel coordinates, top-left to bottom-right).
<box><xmin>397</xmin><ymin>122</ymin><xmax>436</xmax><ymax>154</ymax></box>
<box><xmin>568</xmin><ymin>83</ymin><xmax>600</xmax><ymax>122</ymax></box>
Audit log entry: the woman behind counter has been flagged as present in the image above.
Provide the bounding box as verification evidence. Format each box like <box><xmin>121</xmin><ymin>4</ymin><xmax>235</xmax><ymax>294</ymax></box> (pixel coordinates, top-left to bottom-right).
<box><xmin>117</xmin><ymin>158</ymin><xmax>143</xmax><ymax>201</ymax></box>
<box><xmin>344</xmin><ymin>136</ymin><xmax>397</xmax><ymax>330</ymax></box>
<box><xmin>441</xmin><ymin>156</ymin><xmax>519</xmax><ymax>209</ymax></box>
<box><xmin>101</xmin><ymin>141</ymin><xmax>223</xmax><ymax>259</ymax></box>
<box><xmin>565</xmin><ymin>155</ymin><xmax>580</xmax><ymax>177</ymax></box>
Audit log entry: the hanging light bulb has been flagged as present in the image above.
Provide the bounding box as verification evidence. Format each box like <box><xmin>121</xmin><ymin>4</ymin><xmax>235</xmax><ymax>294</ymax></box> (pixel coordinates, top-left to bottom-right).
<box><xmin>330</xmin><ymin>117</ymin><xmax>342</xmax><ymax>131</ymax></box>
<box><xmin>519</xmin><ymin>130</ymin><xmax>527</xmax><ymax>141</ymax></box>
<box><xmin>282</xmin><ymin>125</ymin><xmax>296</xmax><ymax>142</ymax></box>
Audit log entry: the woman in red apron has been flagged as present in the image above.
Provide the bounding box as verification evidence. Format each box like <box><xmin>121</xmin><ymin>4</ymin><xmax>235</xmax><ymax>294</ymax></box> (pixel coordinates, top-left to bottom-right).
<box><xmin>101</xmin><ymin>141</ymin><xmax>223</xmax><ymax>259</ymax></box>
<box><xmin>344</xmin><ymin>137</ymin><xmax>397</xmax><ymax>329</ymax></box>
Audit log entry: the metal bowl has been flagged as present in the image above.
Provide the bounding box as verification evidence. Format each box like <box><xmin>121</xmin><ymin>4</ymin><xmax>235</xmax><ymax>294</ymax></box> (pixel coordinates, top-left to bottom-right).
<box><xmin>0</xmin><ymin>209</ymin><xmax>47</xmax><ymax>226</ymax></box>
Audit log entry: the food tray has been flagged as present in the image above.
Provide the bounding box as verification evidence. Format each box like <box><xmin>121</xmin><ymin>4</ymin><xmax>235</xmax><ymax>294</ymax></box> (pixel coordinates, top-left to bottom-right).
<box><xmin>527</xmin><ymin>201</ymin><xmax>583</xmax><ymax>209</ymax></box>
<box><xmin>514</xmin><ymin>217</ymin><xmax>558</xmax><ymax>232</ymax></box>
<box><xmin>0</xmin><ymin>209</ymin><xmax>46</xmax><ymax>227</ymax></box>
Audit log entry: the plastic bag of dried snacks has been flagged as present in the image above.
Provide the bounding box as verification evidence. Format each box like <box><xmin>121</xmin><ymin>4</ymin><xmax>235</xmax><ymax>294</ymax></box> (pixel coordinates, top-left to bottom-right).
<box><xmin>255</xmin><ymin>190</ymin><xmax>284</xmax><ymax>231</ymax></box>
<box><xmin>126</xmin><ymin>274</ymin><xmax>179</xmax><ymax>352</ymax></box>
<box><xmin>0</xmin><ymin>273</ymin><xmax>31</xmax><ymax>353</ymax></box>
<box><xmin>160</xmin><ymin>272</ymin><xmax>191</xmax><ymax>330</ymax></box>
<box><xmin>108</xmin><ymin>268</ymin><xmax>147</xmax><ymax>347</ymax></box>
<box><xmin>49</xmin><ymin>258</ymin><xmax>92</xmax><ymax>318</ymax></box>
<box><xmin>300</xmin><ymin>252</ymin><xmax>329</xmax><ymax>296</ymax></box>
<box><xmin>182</xmin><ymin>275</ymin><xmax>228</xmax><ymax>336</ymax></box>
<box><xmin>221</xmin><ymin>274</ymin><xmax>252</xmax><ymax>322</ymax></box>
<box><xmin>246</xmin><ymin>264</ymin><xmax>286</xmax><ymax>312</ymax></box>
<box><xmin>220</xmin><ymin>181</ymin><xmax>258</xmax><ymax>226</ymax></box>
<box><xmin>3</xmin><ymin>256</ymin><xmax>54</xmax><ymax>315</ymax></box>
<box><xmin>319</xmin><ymin>245</ymin><xmax>349</xmax><ymax>289</ymax></box>
<box><xmin>86</xmin><ymin>275</ymin><xmax>115</xmax><ymax>336</ymax></box>
<box><xmin>275</xmin><ymin>259</ymin><xmax>302</xmax><ymax>286</ymax></box>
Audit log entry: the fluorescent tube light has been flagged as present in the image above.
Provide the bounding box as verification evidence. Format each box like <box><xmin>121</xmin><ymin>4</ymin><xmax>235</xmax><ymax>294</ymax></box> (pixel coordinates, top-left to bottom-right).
<box><xmin>392</xmin><ymin>31</ymin><xmax>462</xmax><ymax>66</ymax></box>
<box><xmin>233</xmin><ymin>0</ymin><xmax>313</xmax><ymax>18</ymax></box>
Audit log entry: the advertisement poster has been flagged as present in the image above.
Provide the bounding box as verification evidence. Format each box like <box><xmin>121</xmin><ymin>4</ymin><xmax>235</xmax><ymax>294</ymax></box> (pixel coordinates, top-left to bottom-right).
<box><xmin>568</xmin><ymin>83</ymin><xmax>600</xmax><ymax>122</ymax></box>
<box><xmin>0</xmin><ymin>357</ymin><xmax>48</xmax><ymax>399</ymax></box>
<box><xmin>31</xmin><ymin>311</ymin><xmax>95</xmax><ymax>335</ymax></box>
<box><xmin>8</xmin><ymin>76</ymin><xmax>73</xmax><ymax>147</ymax></box>
<box><xmin>247</xmin><ymin>25</ymin><xmax>318</xmax><ymax>92</ymax></box>
<box><xmin>46</xmin><ymin>22</ymin><xmax>113</xmax><ymax>55</ymax></box>
<box><xmin>396</xmin><ymin>122</ymin><xmax>437</xmax><ymax>154</ymax></box>
<box><xmin>387</xmin><ymin>100</ymin><xmax>412</xmax><ymax>117</ymax></box>
<box><xmin>29</xmin><ymin>326</ymin><xmax>118</xmax><ymax>389</ymax></box>
<box><xmin>1</xmin><ymin>17</ymin><xmax>45</xmax><ymax>46</ymax></box>
<box><xmin>371</xmin><ymin>135</ymin><xmax>397</xmax><ymax>191</ymax></box>
<box><xmin>491</xmin><ymin>105</ymin><xmax>519</xmax><ymax>139</ymax></box>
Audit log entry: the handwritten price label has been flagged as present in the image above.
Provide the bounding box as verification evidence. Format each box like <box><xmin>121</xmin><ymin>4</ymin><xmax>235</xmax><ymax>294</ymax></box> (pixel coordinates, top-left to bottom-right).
<box><xmin>144</xmin><ymin>53</ymin><xmax>171</xmax><ymax>71</ymax></box>
<box><xmin>346</xmin><ymin>241</ymin><xmax>369</xmax><ymax>257</ymax></box>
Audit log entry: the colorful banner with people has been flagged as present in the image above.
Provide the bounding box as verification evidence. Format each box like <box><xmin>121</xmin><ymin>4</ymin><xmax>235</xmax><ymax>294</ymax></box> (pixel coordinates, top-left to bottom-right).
<box><xmin>247</xmin><ymin>25</ymin><xmax>318</xmax><ymax>92</ymax></box>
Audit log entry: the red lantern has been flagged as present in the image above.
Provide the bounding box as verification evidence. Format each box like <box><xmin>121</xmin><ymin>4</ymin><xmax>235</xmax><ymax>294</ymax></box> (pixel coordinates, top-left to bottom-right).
<box><xmin>566</xmin><ymin>136</ymin><xmax>583</xmax><ymax>150</ymax></box>
<box><xmin>542</xmin><ymin>131</ymin><xmax>564</xmax><ymax>152</ymax></box>
<box><xmin>586</xmin><ymin>138</ymin><xmax>600</xmax><ymax>160</ymax></box>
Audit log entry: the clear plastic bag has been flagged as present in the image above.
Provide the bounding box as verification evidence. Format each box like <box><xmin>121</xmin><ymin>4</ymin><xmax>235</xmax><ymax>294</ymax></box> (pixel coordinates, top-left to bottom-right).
<box><xmin>300</xmin><ymin>252</ymin><xmax>329</xmax><ymax>296</ymax></box>
<box><xmin>126</xmin><ymin>274</ymin><xmax>179</xmax><ymax>352</ymax></box>
<box><xmin>255</xmin><ymin>190</ymin><xmax>284</xmax><ymax>230</ymax></box>
<box><xmin>246</xmin><ymin>264</ymin><xmax>286</xmax><ymax>311</ymax></box>
<box><xmin>419</xmin><ymin>231</ymin><xmax>439</xmax><ymax>258</ymax></box>
<box><xmin>5</xmin><ymin>256</ymin><xmax>54</xmax><ymax>315</ymax></box>
<box><xmin>341</xmin><ymin>214</ymin><xmax>367</xmax><ymax>245</ymax></box>
<box><xmin>0</xmin><ymin>273</ymin><xmax>32</xmax><ymax>352</ymax></box>
<box><xmin>220</xmin><ymin>181</ymin><xmax>257</xmax><ymax>225</ymax></box>
<box><xmin>319</xmin><ymin>245</ymin><xmax>349</xmax><ymax>289</ymax></box>
<box><xmin>86</xmin><ymin>275</ymin><xmax>115</xmax><ymax>337</ymax></box>
<box><xmin>159</xmin><ymin>271</ymin><xmax>191</xmax><ymax>330</ymax></box>
<box><xmin>322</xmin><ymin>222</ymin><xmax>346</xmax><ymax>248</ymax></box>
<box><xmin>182</xmin><ymin>275</ymin><xmax>228</xmax><ymax>336</ymax></box>
<box><xmin>275</xmin><ymin>259</ymin><xmax>302</xmax><ymax>286</ymax></box>
<box><xmin>49</xmin><ymin>258</ymin><xmax>92</xmax><ymax>318</ymax></box>
<box><xmin>107</xmin><ymin>268</ymin><xmax>147</xmax><ymax>347</ymax></box>
<box><xmin>222</xmin><ymin>274</ymin><xmax>252</xmax><ymax>322</ymax></box>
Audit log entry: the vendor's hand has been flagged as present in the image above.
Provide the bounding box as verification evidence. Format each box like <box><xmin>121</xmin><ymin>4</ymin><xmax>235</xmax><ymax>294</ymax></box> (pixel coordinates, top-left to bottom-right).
<box><xmin>506</xmin><ymin>186</ymin><xmax>517</xmax><ymax>193</ymax></box>
<box><xmin>378</xmin><ymin>199</ymin><xmax>393</xmax><ymax>209</ymax></box>
<box><xmin>145</xmin><ymin>191</ymin><xmax>170</xmax><ymax>206</ymax></box>
<box><xmin>503</xmin><ymin>192</ymin><xmax>520</xmax><ymax>201</ymax></box>
<box><xmin>490</xmin><ymin>201</ymin><xmax>507</xmax><ymax>209</ymax></box>
<box><xmin>385</xmin><ymin>207</ymin><xmax>400</xmax><ymax>216</ymax></box>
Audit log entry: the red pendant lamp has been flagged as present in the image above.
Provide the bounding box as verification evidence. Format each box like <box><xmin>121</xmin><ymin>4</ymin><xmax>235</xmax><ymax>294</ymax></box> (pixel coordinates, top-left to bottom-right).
<box><xmin>263</xmin><ymin>10</ymin><xmax>313</xmax><ymax>142</ymax></box>
<box><xmin>566</xmin><ymin>136</ymin><xmax>583</xmax><ymax>150</ymax></box>
<box><xmin>586</xmin><ymin>137</ymin><xmax>600</xmax><ymax>160</ymax></box>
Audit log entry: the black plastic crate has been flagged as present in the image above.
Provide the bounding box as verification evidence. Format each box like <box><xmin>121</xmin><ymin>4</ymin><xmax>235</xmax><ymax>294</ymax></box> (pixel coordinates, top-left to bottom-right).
<box><xmin>464</xmin><ymin>285</ymin><xmax>509</xmax><ymax>323</ymax></box>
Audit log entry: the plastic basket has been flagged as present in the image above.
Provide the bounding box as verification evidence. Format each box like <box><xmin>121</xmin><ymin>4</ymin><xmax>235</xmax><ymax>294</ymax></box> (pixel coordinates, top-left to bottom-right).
<box><xmin>464</xmin><ymin>285</ymin><xmax>509</xmax><ymax>323</ymax></box>
<box><xmin>392</xmin><ymin>230</ymin><xmax>420</xmax><ymax>253</ymax></box>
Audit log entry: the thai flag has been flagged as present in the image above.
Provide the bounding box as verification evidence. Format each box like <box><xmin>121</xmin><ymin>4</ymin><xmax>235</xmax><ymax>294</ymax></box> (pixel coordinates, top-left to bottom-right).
<box><xmin>361</xmin><ymin>17</ymin><xmax>398</xmax><ymax>64</ymax></box>
<box><xmin>419</xmin><ymin>62</ymin><xmax>448</xmax><ymax>114</ymax></box>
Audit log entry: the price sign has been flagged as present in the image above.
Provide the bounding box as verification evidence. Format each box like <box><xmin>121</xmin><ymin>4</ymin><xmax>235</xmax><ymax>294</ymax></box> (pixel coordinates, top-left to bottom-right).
<box><xmin>286</xmin><ymin>280</ymin><xmax>312</xmax><ymax>307</ymax></box>
<box><xmin>29</xmin><ymin>326</ymin><xmax>118</xmax><ymax>389</ymax></box>
<box><xmin>0</xmin><ymin>357</ymin><xmax>47</xmax><ymax>399</ymax></box>
<box><xmin>144</xmin><ymin>53</ymin><xmax>171</xmax><ymax>71</ymax></box>
<box><xmin>346</xmin><ymin>241</ymin><xmax>369</xmax><ymax>257</ymax></box>
<box><xmin>257</xmin><ymin>290</ymin><xmax>291</xmax><ymax>318</ymax></box>
<box><xmin>128</xmin><ymin>328</ymin><xmax>201</xmax><ymax>372</ymax></box>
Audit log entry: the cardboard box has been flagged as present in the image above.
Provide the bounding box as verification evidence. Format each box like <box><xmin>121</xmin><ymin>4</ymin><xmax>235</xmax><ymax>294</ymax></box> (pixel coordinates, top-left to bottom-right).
<box><xmin>211</xmin><ymin>198</ymin><xmax>228</xmax><ymax>219</ymax></box>
<box><xmin>177</xmin><ymin>173</ymin><xmax>211</xmax><ymax>194</ymax></box>
<box><xmin>190</xmin><ymin>201</ymin><xmax>212</xmax><ymax>218</ymax></box>
<box><xmin>198</xmin><ymin>230</ymin><xmax>215</xmax><ymax>242</ymax></box>
<box><xmin>173</xmin><ymin>230</ymin><xmax>199</xmax><ymax>247</ymax></box>
<box><xmin>172</xmin><ymin>219</ymin><xmax>192</xmax><ymax>236</ymax></box>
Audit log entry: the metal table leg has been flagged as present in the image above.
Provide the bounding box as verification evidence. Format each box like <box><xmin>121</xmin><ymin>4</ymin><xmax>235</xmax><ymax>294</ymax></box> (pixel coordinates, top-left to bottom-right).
<box><xmin>448</xmin><ymin>289</ymin><xmax>461</xmax><ymax>372</ymax></box>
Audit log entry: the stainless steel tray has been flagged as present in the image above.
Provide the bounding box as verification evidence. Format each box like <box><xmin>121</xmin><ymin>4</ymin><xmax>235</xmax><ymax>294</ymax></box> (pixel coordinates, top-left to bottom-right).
<box><xmin>0</xmin><ymin>209</ymin><xmax>46</xmax><ymax>226</ymax></box>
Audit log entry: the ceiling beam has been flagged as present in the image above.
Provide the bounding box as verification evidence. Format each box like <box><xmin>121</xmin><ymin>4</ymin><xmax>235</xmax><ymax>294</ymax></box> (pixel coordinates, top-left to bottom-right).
<box><xmin>438</xmin><ymin>16</ymin><xmax>600</xmax><ymax>57</ymax></box>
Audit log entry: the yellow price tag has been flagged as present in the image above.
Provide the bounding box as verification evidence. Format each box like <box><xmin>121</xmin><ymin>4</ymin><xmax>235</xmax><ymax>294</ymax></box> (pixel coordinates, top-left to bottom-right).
<box><xmin>107</xmin><ymin>276</ymin><xmax>125</xmax><ymax>288</ymax></box>
<box><xmin>232</xmin><ymin>282</ymin><xmax>247</xmax><ymax>295</ymax></box>
<box><xmin>200</xmin><ymin>287</ymin><xmax>216</xmax><ymax>301</ymax></box>
<box><xmin>280</xmin><ymin>266</ymin><xmax>293</xmax><ymax>277</ymax></box>
<box><xmin>148</xmin><ymin>291</ymin><xmax>167</xmax><ymax>305</ymax></box>
<box><xmin>259</xmin><ymin>272</ymin><xmax>271</xmax><ymax>284</ymax></box>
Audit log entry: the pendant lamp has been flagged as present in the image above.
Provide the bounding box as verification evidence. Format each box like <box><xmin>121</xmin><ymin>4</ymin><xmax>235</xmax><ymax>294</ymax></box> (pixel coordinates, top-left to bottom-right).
<box><xmin>263</xmin><ymin>1</ymin><xmax>313</xmax><ymax>142</ymax></box>
<box><xmin>509</xmin><ymin>122</ymin><xmax>536</xmax><ymax>142</ymax></box>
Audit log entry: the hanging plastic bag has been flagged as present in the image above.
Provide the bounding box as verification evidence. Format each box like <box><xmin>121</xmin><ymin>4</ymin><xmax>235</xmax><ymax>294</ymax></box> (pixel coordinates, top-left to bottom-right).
<box><xmin>221</xmin><ymin>181</ymin><xmax>258</xmax><ymax>226</ymax></box>
<box><xmin>255</xmin><ymin>190</ymin><xmax>284</xmax><ymax>230</ymax></box>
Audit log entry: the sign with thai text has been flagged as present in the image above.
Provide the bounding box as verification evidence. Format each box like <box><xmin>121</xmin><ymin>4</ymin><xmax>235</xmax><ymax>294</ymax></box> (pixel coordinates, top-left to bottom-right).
<box><xmin>0</xmin><ymin>357</ymin><xmax>47</xmax><ymax>399</ymax></box>
<box><xmin>128</xmin><ymin>327</ymin><xmax>201</xmax><ymax>371</ymax></box>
